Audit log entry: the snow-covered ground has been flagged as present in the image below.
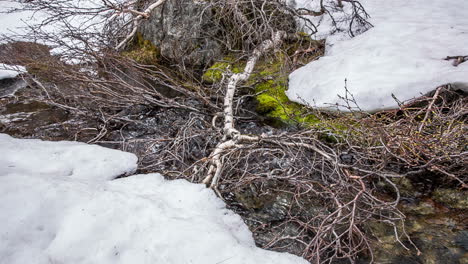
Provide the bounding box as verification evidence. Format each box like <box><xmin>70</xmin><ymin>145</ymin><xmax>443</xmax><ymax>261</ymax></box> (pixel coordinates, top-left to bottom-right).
<box><xmin>0</xmin><ymin>2</ymin><xmax>31</xmax><ymax>80</ymax></box>
<box><xmin>0</xmin><ymin>134</ymin><xmax>307</xmax><ymax>264</ymax></box>
<box><xmin>0</xmin><ymin>1</ymin><xmax>36</xmax><ymax>37</ymax></box>
<box><xmin>0</xmin><ymin>0</ymin><xmax>107</xmax><ymax>37</ymax></box>
<box><xmin>0</xmin><ymin>0</ymin><xmax>114</xmax><ymax>62</ymax></box>
<box><xmin>0</xmin><ymin>0</ymin><xmax>115</xmax><ymax>76</ymax></box>
<box><xmin>287</xmin><ymin>0</ymin><xmax>468</xmax><ymax>111</ymax></box>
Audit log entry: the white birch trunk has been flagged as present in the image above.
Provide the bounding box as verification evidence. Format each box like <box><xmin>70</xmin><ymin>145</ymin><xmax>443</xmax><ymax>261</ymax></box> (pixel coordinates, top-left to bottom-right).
<box><xmin>204</xmin><ymin>31</ymin><xmax>286</xmax><ymax>187</ymax></box>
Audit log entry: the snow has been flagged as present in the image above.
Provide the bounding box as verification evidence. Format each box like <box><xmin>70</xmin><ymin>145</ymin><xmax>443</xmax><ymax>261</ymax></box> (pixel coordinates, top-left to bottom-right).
<box><xmin>287</xmin><ymin>0</ymin><xmax>468</xmax><ymax>111</ymax></box>
<box><xmin>0</xmin><ymin>1</ymin><xmax>35</xmax><ymax>37</ymax></box>
<box><xmin>0</xmin><ymin>64</ymin><xmax>26</xmax><ymax>80</ymax></box>
<box><xmin>0</xmin><ymin>2</ymin><xmax>34</xmax><ymax>79</ymax></box>
<box><xmin>0</xmin><ymin>134</ymin><xmax>137</xmax><ymax>181</ymax></box>
<box><xmin>0</xmin><ymin>134</ymin><xmax>307</xmax><ymax>264</ymax></box>
<box><xmin>0</xmin><ymin>1</ymin><xmax>105</xmax><ymax>36</ymax></box>
<box><xmin>0</xmin><ymin>0</ymin><xmax>110</xmax><ymax>62</ymax></box>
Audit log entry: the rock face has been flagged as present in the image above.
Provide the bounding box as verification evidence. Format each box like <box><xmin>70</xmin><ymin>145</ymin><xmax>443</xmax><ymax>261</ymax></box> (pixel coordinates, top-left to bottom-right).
<box><xmin>138</xmin><ymin>0</ymin><xmax>222</xmax><ymax>67</ymax></box>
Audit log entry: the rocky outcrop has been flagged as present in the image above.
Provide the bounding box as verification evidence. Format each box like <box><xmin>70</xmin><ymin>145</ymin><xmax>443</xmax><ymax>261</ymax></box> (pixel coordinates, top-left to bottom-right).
<box><xmin>138</xmin><ymin>0</ymin><xmax>222</xmax><ymax>67</ymax></box>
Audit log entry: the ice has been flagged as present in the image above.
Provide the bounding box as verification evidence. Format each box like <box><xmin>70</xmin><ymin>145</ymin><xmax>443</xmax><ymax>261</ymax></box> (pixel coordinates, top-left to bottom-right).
<box><xmin>287</xmin><ymin>0</ymin><xmax>468</xmax><ymax>111</ymax></box>
<box><xmin>0</xmin><ymin>134</ymin><xmax>307</xmax><ymax>264</ymax></box>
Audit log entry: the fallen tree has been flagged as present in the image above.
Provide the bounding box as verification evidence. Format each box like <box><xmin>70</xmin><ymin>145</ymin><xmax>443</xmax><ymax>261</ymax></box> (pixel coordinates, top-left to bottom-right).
<box><xmin>1</xmin><ymin>0</ymin><xmax>466</xmax><ymax>263</ymax></box>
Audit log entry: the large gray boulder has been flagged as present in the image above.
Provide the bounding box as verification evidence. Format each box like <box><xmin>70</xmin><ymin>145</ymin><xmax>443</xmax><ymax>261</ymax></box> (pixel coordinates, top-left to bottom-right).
<box><xmin>138</xmin><ymin>0</ymin><xmax>222</xmax><ymax>67</ymax></box>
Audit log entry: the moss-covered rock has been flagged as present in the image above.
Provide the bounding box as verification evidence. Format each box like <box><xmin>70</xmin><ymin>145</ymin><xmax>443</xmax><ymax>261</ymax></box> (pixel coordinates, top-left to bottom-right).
<box><xmin>405</xmin><ymin>198</ymin><xmax>437</xmax><ymax>215</ymax></box>
<box><xmin>432</xmin><ymin>188</ymin><xmax>468</xmax><ymax>209</ymax></box>
<box><xmin>202</xmin><ymin>57</ymin><xmax>244</xmax><ymax>83</ymax></box>
<box><xmin>201</xmin><ymin>36</ymin><xmax>328</xmax><ymax>128</ymax></box>
<box><xmin>251</xmin><ymin>55</ymin><xmax>319</xmax><ymax>127</ymax></box>
<box><xmin>122</xmin><ymin>33</ymin><xmax>159</xmax><ymax>65</ymax></box>
<box><xmin>366</xmin><ymin>209</ymin><xmax>468</xmax><ymax>264</ymax></box>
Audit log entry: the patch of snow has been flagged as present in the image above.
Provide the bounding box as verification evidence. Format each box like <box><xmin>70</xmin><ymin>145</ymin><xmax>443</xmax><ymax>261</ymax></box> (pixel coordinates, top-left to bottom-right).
<box><xmin>0</xmin><ymin>64</ymin><xmax>26</xmax><ymax>80</ymax></box>
<box><xmin>0</xmin><ymin>134</ymin><xmax>308</xmax><ymax>264</ymax></box>
<box><xmin>0</xmin><ymin>134</ymin><xmax>137</xmax><ymax>182</ymax></box>
<box><xmin>287</xmin><ymin>0</ymin><xmax>468</xmax><ymax>111</ymax></box>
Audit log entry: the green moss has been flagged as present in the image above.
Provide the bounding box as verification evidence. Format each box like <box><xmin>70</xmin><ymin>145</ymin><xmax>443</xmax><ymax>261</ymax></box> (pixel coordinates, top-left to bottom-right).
<box><xmin>202</xmin><ymin>53</ymin><xmax>327</xmax><ymax>127</ymax></box>
<box><xmin>122</xmin><ymin>32</ymin><xmax>159</xmax><ymax>65</ymax></box>
<box><xmin>202</xmin><ymin>47</ymin><xmax>341</xmax><ymax>129</ymax></box>
<box><xmin>297</xmin><ymin>31</ymin><xmax>310</xmax><ymax>37</ymax></box>
<box><xmin>202</xmin><ymin>57</ymin><xmax>244</xmax><ymax>83</ymax></box>
<box><xmin>252</xmin><ymin>56</ymin><xmax>319</xmax><ymax>127</ymax></box>
<box><xmin>256</xmin><ymin>93</ymin><xmax>278</xmax><ymax>113</ymax></box>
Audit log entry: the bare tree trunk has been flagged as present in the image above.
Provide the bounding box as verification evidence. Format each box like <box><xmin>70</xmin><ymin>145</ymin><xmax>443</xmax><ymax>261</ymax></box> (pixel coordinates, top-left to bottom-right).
<box><xmin>222</xmin><ymin>31</ymin><xmax>285</xmax><ymax>139</ymax></box>
<box><xmin>203</xmin><ymin>31</ymin><xmax>286</xmax><ymax>187</ymax></box>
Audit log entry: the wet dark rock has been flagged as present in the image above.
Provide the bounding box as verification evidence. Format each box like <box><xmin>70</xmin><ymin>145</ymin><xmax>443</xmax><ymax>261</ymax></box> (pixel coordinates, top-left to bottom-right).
<box><xmin>339</xmin><ymin>152</ymin><xmax>355</xmax><ymax>165</ymax></box>
<box><xmin>454</xmin><ymin>231</ymin><xmax>468</xmax><ymax>251</ymax></box>
<box><xmin>0</xmin><ymin>99</ymin><xmax>70</xmax><ymax>140</ymax></box>
<box><xmin>224</xmin><ymin>175</ymin><xmax>468</xmax><ymax>264</ymax></box>
<box><xmin>224</xmin><ymin>180</ymin><xmax>329</xmax><ymax>257</ymax></box>
<box><xmin>0</xmin><ymin>82</ymin><xmax>100</xmax><ymax>141</ymax></box>
<box><xmin>402</xmin><ymin>198</ymin><xmax>437</xmax><ymax>215</ymax></box>
<box><xmin>362</xmin><ymin>215</ymin><xmax>466</xmax><ymax>263</ymax></box>
<box><xmin>0</xmin><ymin>77</ymin><xmax>27</xmax><ymax>97</ymax></box>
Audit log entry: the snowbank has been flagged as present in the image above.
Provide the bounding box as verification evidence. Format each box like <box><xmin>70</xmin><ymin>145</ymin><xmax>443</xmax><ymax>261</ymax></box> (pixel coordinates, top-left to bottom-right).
<box><xmin>287</xmin><ymin>0</ymin><xmax>468</xmax><ymax>111</ymax></box>
<box><xmin>0</xmin><ymin>64</ymin><xmax>26</xmax><ymax>80</ymax></box>
<box><xmin>0</xmin><ymin>134</ymin><xmax>137</xmax><ymax>181</ymax></box>
<box><xmin>0</xmin><ymin>134</ymin><xmax>307</xmax><ymax>264</ymax></box>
